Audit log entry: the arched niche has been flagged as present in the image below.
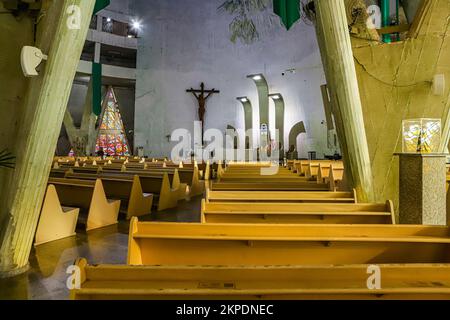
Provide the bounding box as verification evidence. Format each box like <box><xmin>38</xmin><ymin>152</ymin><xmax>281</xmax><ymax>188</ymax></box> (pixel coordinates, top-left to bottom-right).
<box><xmin>287</xmin><ymin>121</ymin><xmax>306</xmax><ymax>158</ymax></box>
<box><xmin>226</xmin><ymin>125</ymin><xmax>238</xmax><ymax>149</ymax></box>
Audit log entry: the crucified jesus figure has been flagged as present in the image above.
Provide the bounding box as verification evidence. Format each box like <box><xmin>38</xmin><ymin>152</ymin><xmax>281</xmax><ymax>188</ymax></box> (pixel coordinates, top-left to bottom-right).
<box><xmin>186</xmin><ymin>82</ymin><xmax>220</xmax><ymax>136</ymax></box>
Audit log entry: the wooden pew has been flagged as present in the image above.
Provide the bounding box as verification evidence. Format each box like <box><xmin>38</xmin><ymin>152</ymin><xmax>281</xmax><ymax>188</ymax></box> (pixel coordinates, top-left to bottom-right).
<box><xmin>47</xmin><ymin>178</ymin><xmax>120</xmax><ymax>231</ymax></box>
<box><xmin>65</xmin><ymin>171</ymin><xmax>177</xmax><ymax>212</ymax></box>
<box><xmin>149</xmin><ymin>167</ymin><xmax>204</xmax><ymax>197</ymax></box>
<box><xmin>205</xmin><ymin>189</ymin><xmax>357</xmax><ymax>203</ymax></box>
<box><xmin>71</xmin><ymin>260</ymin><xmax>450</xmax><ymax>300</ymax></box>
<box><xmin>50</xmin><ymin>168</ymin><xmax>69</xmax><ymax>178</ymax></box>
<box><xmin>219</xmin><ymin>175</ymin><xmax>310</xmax><ymax>183</ymax></box>
<box><xmin>201</xmin><ymin>200</ymin><xmax>395</xmax><ymax>224</ymax></box>
<box><xmin>125</xmin><ymin>167</ymin><xmax>203</xmax><ymax>197</ymax></box>
<box><xmin>329</xmin><ymin>164</ymin><xmax>345</xmax><ymax>190</ymax></box>
<box><xmin>65</xmin><ymin>172</ymin><xmax>153</xmax><ymax>219</ymax></box>
<box><xmin>34</xmin><ymin>185</ymin><xmax>79</xmax><ymax>246</ymax></box>
<box><xmin>72</xmin><ymin>166</ymin><xmax>102</xmax><ymax>174</ymax></box>
<box><xmin>101</xmin><ymin>169</ymin><xmax>187</xmax><ymax>202</ymax></box>
<box><xmin>210</xmin><ymin>180</ymin><xmax>331</xmax><ymax>191</ymax></box>
<box><xmin>127</xmin><ymin>218</ymin><xmax>450</xmax><ymax>266</ymax></box>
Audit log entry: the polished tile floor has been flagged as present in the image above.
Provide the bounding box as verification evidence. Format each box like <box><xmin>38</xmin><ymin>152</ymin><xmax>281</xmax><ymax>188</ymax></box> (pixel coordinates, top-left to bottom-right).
<box><xmin>0</xmin><ymin>196</ymin><xmax>202</xmax><ymax>300</ymax></box>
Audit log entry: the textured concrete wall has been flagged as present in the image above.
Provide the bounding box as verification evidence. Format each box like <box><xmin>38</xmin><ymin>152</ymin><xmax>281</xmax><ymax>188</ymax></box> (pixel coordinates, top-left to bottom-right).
<box><xmin>352</xmin><ymin>0</ymin><xmax>450</xmax><ymax>210</ymax></box>
<box><xmin>134</xmin><ymin>0</ymin><xmax>331</xmax><ymax>158</ymax></box>
<box><xmin>0</xmin><ymin>4</ymin><xmax>34</xmax><ymax>243</ymax></box>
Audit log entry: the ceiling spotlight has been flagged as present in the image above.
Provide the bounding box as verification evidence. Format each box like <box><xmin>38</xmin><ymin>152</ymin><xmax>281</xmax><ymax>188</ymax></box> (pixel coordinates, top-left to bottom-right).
<box><xmin>131</xmin><ymin>19</ymin><xmax>142</xmax><ymax>31</ymax></box>
<box><xmin>106</xmin><ymin>17</ymin><xmax>111</xmax><ymax>22</ymax></box>
<box><xmin>252</xmin><ymin>75</ymin><xmax>262</xmax><ymax>81</ymax></box>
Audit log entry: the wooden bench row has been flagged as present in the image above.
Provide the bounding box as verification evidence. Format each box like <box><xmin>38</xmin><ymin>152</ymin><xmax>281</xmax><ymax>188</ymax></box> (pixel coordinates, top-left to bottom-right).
<box><xmin>201</xmin><ymin>187</ymin><xmax>394</xmax><ymax>224</ymax></box>
<box><xmin>71</xmin><ymin>261</ymin><xmax>450</xmax><ymax>299</ymax></box>
<box><xmin>126</xmin><ymin>219</ymin><xmax>450</xmax><ymax>266</ymax></box>
<box><xmin>62</xmin><ymin>170</ymin><xmax>180</xmax><ymax>211</ymax></box>
<box><xmin>35</xmin><ymin>179</ymin><xmax>122</xmax><ymax>246</ymax></box>
<box><xmin>71</xmin><ymin>218</ymin><xmax>450</xmax><ymax>299</ymax></box>
<box><xmin>53</xmin><ymin>163</ymin><xmax>207</xmax><ymax>193</ymax></box>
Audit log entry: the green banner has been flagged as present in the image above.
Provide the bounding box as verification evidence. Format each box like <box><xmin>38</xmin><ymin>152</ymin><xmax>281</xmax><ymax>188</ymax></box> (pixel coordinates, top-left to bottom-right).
<box><xmin>94</xmin><ymin>0</ymin><xmax>110</xmax><ymax>15</ymax></box>
<box><xmin>92</xmin><ymin>62</ymin><xmax>102</xmax><ymax>116</ymax></box>
<box><xmin>273</xmin><ymin>0</ymin><xmax>300</xmax><ymax>30</ymax></box>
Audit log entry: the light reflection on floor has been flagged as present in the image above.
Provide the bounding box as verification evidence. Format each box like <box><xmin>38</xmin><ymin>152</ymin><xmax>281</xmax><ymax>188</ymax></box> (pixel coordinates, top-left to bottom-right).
<box><xmin>0</xmin><ymin>197</ymin><xmax>202</xmax><ymax>300</ymax></box>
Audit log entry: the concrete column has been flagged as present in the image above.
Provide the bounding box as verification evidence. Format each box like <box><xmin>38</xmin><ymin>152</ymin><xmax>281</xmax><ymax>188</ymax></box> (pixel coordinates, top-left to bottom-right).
<box><xmin>314</xmin><ymin>0</ymin><xmax>375</xmax><ymax>202</ymax></box>
<box><xmin>269</xmin><ymin>94</ymin><xmax>285</xmax><ymax>152</ymax></box>
<box><xmin>0</xmin><ymin>0</ymin><xmax>95</xmax><ymax>277</ymax></box>
<box><xmin>247</xmin><ymin>74</ymin><xmax>269</xmax><ymax>147</ymax></box>
<box><xmin>396</xmin><ymin>153</ymin><xmax>447</xmax><ymax>225</ymax></box>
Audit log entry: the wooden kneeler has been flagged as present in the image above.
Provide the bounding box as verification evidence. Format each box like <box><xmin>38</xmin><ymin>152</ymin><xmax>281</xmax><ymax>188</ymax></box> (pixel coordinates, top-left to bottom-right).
<box><xmin>34</xmin><ymin>185</ymin><xmax>79</xmax><ymax>246</ymax></box>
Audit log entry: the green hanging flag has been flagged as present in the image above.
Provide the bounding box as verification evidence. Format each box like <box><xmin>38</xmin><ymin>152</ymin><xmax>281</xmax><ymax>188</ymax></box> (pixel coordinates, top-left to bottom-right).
<box><xmin>92</xmin><ymin>63</ymin><xmax>102</xmax><ymax>116</ymax></box>
<box><xmin>273</xmin><ymin>0</ymin><xmax>300</xmax><ymax>30</ymax></box>
<box><xmin>94</xmin><ymin>0</ymin><xmax>110</xmax><ymax>15</ymax></box>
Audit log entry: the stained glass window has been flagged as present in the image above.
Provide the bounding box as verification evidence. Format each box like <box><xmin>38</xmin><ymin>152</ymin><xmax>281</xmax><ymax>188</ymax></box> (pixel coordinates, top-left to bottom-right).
<box><xmin>95</xmin><ymin>87</ymin><xmax>130</xmax><ymax>156</ymax></box>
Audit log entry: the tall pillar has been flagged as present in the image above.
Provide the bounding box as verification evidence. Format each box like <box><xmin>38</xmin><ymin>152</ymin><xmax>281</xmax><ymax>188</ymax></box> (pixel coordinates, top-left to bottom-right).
<box><xmin>269</xmin><ymin>93</ymin><xmax>285</xmax><ymax>154</ymax></box>
<box><xmin>314</xmin><ymin>0</ymin><xmax>375</xmax><ymax>202</ymax></box>
<box><xmin>0</xmin><ymin>0</ymin><xmax>95</xmax><ymax>277</ymax></box>
<box><xmin>247</xmin><ymin>74</ymin><xmax>269</xmax><ymax>147</ymax></box>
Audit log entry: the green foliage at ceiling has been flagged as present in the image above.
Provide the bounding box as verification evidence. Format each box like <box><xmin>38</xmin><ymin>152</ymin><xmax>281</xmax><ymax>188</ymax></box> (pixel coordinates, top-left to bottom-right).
<box><xmin>218</xmin><ymin>0</ymin><xmax>271</xmax><ymax>44</ymax></box>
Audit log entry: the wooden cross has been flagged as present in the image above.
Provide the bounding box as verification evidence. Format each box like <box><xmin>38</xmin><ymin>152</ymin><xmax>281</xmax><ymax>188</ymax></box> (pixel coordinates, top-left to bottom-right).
<box><xmin>186</xmin><ymin>82</ymin><xmax>220</xmax><ymax>136</ymax></box>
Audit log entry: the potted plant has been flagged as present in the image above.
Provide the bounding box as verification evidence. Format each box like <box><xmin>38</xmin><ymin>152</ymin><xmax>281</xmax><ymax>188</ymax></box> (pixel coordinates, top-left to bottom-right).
<box><xmin>0</xmin><ymin>149</ymin><xmax>16</xmax><ymax>169</ymax></box>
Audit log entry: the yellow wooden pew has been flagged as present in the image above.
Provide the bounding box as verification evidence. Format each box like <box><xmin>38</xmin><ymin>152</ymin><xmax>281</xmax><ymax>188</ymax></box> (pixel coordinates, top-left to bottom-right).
<box><xmin>127</xmin><ymin>218</ymin><xmax>450</xmax><ymax>266</ymax></box>
<box><xmin>205</xmin><ymin>189</ymin><xmax>356</xmax><ymax>203</ymax></box>
<box><xmin>210</xmin><ymin>180</ymin><xmax>331</xmax><ymax>191</ymax></box>
<box><xmin>65</xmin><ymin>172</ymin><xmax>153</xmax><ymax>219</ymax></box>
<box><xmin>200</xmin><ymin>200</ymin><xmax>394</xmax><ymax>224</ymax></box>
<box><xmin>47</xmin><ymin>178</ymin><xmax>120</xmax><ymax>231</ymax></box>
<box><xmin>98</xmin><ymin>168</ymin><xmax>187</xmax><ymax>202</ymax></box>
<box><xmin>34</xmin><ymin>185</ymin><xmax>79</xmax><ymax>246</ymax></box>
<box><xmin>70</xmin><ymin>261</ymin><xmax>450</xmax><ymax>300</ymax></box>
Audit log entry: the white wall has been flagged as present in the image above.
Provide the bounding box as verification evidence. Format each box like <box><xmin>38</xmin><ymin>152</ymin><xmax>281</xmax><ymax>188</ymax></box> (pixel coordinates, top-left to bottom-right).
<box><xmin>134</xmin><ymin>0</ymin><xmax>331</xmax><ymax>158</ymax></box>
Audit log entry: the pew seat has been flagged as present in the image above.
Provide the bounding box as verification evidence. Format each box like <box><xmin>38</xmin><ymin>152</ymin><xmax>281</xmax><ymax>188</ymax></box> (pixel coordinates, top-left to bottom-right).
<box><xmin>200</xmin><ymin>200</ymin><xmax>394</xmax><ymax>224</ymax></box>
<box><xmin>71</xmin><ymin>260</ymin><xmax>450</xmax><ymax>300</ymax></box>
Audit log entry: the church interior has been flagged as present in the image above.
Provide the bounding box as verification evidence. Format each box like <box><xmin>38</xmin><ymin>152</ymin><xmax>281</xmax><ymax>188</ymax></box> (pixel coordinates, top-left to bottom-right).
<box><xmin>0</xmin><ymin>0</ymin><xmax>450</xmax><ymax>301</ymax></box>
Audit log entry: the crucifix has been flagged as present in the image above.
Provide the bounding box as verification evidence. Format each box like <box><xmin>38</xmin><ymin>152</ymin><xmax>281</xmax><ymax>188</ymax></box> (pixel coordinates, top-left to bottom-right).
<box><xmin>186</xmin><ymin>82</ymin><xmax>220</xmax><ymax>137</ymax></box>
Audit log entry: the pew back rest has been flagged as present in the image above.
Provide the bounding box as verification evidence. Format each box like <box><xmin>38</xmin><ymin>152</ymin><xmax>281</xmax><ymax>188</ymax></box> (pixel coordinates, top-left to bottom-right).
<box><xmin>127</xmin><ymin>218</ymin><xmax>450</xmax><ymax>265</ymax></box>
<box><xmin>206</xmin><ymin>190</ymin><xmax>355</xmax><ymax>202</ymax></box>
<box><xmin>47</xmin><ymin>178</ymin><xmax>96</xmax><ymax>209</ymax></box>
